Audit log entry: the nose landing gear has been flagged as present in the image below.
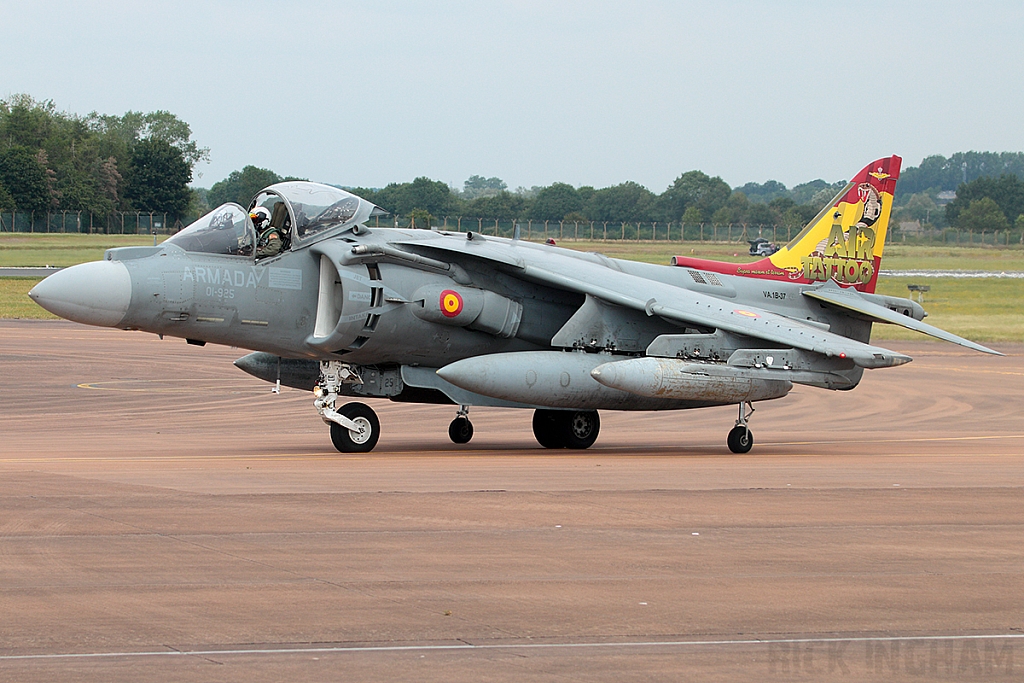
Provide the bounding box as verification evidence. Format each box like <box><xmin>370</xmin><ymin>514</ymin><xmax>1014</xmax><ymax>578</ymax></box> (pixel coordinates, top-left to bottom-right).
<box><xmin>727</xmin><ymin>401</ymin><xmax>754</xmax><ymax>454</ymax></box>
<box><xmin>448</xmin><ymin>405</ymin><xmax>474</xmax><ymax>444</ymax></box>
<box><xmin>315</xmin><ymin>361</ymin><xmax>380</xmax><ymax>453</ymax></box>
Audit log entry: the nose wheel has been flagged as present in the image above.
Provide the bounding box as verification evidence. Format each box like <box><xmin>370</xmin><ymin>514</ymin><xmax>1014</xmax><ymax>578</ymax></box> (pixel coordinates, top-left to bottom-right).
<box><xmin>328</xmin><ymin>402</ymin><xmax>381</xmax><ymax>453</ymax></box>
<box><xmin>449</xmin><ymin>405</ymin><xmax>474</xmax><ymax>444</ymax></box>
<box><xmin>314</xmin><ymin>361</ymin><xmax>381</xmax><ymax>453</ymax></box>
<box><xmin>727</xmin><ymin>402</ymin><xmax>754</xmax><ymax>453</ymax></box>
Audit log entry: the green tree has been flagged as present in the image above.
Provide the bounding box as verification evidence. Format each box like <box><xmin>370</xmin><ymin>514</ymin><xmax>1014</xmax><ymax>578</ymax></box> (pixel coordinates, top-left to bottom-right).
<box><xmin>374</xmin><ymin>177</ymin><xmax>457</xmax><ymax>217</ymax></box>
<box><xmin>789</xmin><ymin>179</ymin><xmax>844</xmax><ymax>206</ymax></box>
<box><xmin>735</xmin><ymin>179</ymin><xmax>788</xmax><ymax>203</ymax></box>
<box><xmin>0</xmin><ymin>94</ymin><xmax>207</xmax><ymax>215</ymax></box>
<box><xmin>681</xmin><ymin>205</ymin><xmax>703</xmax><ymax>224</ymax></box>
<box><xmin>899</xmin><ymin>152</ymin><xmax>1024</xmax><ymax>195</ymax></box>
<box><xmin>0</xmin><ymin>180</ymin><xmax>14</xmax><ymax>211</ymax></box>
<box><xmin>86</xmin><ymin>109</ymin><xmax>209</xmax><ymax>168</ymax></box>
<box><xmin>782</xmin><ymin>204</ymin><xmax>820</xmax><ymax>229</ymax></box>
<box><xmin>462</xmin><ymin>175</ymin><xmax>507</xmax><ymax>199</ymax></box>
<box><xmin>408</xmin><ymin>208</ymin><xmax>434</xmax><ymax>228</ymax></box>
<box><xmin>945</xmin><ymin>174</ymin><xmax>1024</xmax><ymax>227</ymax></box>
<box><xmin>189</xmin><ymin>187</ymin><xmax>210</xmax><ymax>217</ymax></box>
<box><xmin>124</xmin><ymin>138</ymin><xmax>191</xmax><ymax>216</ymax></box>
<box><xmin>655</xmin><ymin>171</ymin><xmax>731</xmax><ymax>222</ymax></box>
<box><xmin>530</xmin><ymin>182</ymin><xmax>583</xmax><ymax>221</ymax></box>
<box><xmin>0</xmin><ymin>145</ymin><xmax>51</xmax><ymax>212</ymax></box>
<box><xmin>768</xmin><ymin>196</ymin><xmax>795</xmax><ymax>214</ymax></box>
<box><xmin>462</xmin><ymin>190</ymin><xmax>528</xmax><ymax>219</ymax></box>
<box><xmin>955</xmin><ymin>197</ymin><xmax>1009</xmax><ymax>233</ymax></box>
<box><xmin>744</xmin><ymin>202</ymin><xmax>775</xmax><ymax>227</ymax></box>
<box><xmin>584</xmin><ymin>181</ymin><xmax>654</xmax><ymax>223</ymax></box>
<box><xmin>0</xmin><ymin>95</ymin><xmax>57</xmax><ymax>150</ymax></box>
<box><xmin>894</xmin><ymin>192</ymin><xmax>941</xmax><ymax>227</ymax></box>
<box><xmin>711</xmin><ymin>191</ymin><xmax>750</xmax><ymax>225</ymax></box>
<box><xmin>208</xmin><ymin>166</ymin><xmax>285</xmax><ymax>206</ymax></box>
<box><xmin>347</xmin><ymin>187</ymin><xmax>380</xmax><ymax>205</ymax></box>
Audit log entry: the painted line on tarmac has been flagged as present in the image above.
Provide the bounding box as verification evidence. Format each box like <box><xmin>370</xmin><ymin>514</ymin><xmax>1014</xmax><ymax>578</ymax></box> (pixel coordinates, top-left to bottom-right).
<box><xmin>2</xmin><ymin>435</ymin><xmax>1024</xmax><ymax>465</ymax></box>
<box><xmin>881</xmin><ymin>269</ymin><xmax>1024</xmax><ymax>278</ymax></box>
<box><xmin>2</xmin><ymin>633</ymin><xmax>1022</xmax><ymax>662</ymax></box>
<box><xmin>77</xmin><ymin>379</ymin><xmax>261</xmax><ymax>392</ymax></box>
<box><xmin>943</xmin><ymin>367</ymin><xmax>1024</xmax><ymax>376</ymax></box>
<box><xmin>773</xmin><ymin>434</ymin><xmax>1024</xmax><ymax>446</ymax></box>
<box><xmin>0</xmin><ymin>454</ymin><xmax>365</xmax><ymax>464</ymax></box>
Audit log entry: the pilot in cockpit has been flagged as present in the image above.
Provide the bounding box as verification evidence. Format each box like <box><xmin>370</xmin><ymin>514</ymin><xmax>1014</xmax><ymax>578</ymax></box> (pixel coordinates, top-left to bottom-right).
<box><xmin>251</xmin><ymin>206</ymin><xmax>282</xmax><ymax>259</ymax></box>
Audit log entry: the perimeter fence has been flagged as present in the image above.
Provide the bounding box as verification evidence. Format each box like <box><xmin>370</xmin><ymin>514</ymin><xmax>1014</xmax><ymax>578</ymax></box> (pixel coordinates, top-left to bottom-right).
<box><xmin>0</xmin><ymin>210</ymin><xmax>183</xmax><ymax>235</ymax></box>
<box><xmin>2</xmin><ymin>209</ymin><xmax>1022</xmax><ymax>247</ymax></box>
<box><xmin>394</xmin><ymin>216</ymin><xmax>1024</xmax><ymax>247</ymax></box>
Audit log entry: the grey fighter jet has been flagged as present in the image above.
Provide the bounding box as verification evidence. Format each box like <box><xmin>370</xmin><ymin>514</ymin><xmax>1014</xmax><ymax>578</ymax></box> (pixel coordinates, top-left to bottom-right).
<box><xmin>29</xmin><ymin>156</ymin><xmax>1000</xmax><ymax>453</ymax></box>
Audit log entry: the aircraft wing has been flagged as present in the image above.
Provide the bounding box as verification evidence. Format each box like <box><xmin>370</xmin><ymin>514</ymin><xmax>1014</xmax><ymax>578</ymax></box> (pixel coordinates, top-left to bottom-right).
<box><xmin>802</xmin><ymin>283</ymin><xmax>1002</xmax><ymax>356</ymax></box>
<box><xmin>393</xmin><ymin>234</ymin><xmax>912</xmax><ymax>368</ymax></box>
<box><xmin>516</xmin><ymin>265</ymin><xmax>912</xmax><ymax>369</ymax></box>
<box><xmin>392</xmin><ymin>235</ymin><xmax>527</xmax><ymax>268</ymax></box>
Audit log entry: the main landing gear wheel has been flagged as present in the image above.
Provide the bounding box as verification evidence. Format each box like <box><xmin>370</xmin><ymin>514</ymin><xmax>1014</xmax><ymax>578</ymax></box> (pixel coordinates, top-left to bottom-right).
<box><xmin>532</xmin><ymin>409</ymin><xmax>601</xmax><ymax>449</ymax></box>
<box><xmin>532</xmin><ymin>410</ymin><xmax>564</xmax><ymax>449</ymax></box>
<box><xmin>727</xmin><ymin>401</ymin><xmax>754</xmax><ymax>454</ymax></box>
<box><xmin>329</xmin><ymin>402</ymin><xmax>380</xmax><ymax>453</ymax></box>
<box><xmin>727</xmin><ymin>426</ymin><xmax>753</xmax><ymax>454</ymax></box>
<box><xmin>449</xmin><ymin>416</ymin><xmax>474</xmax><ymax>444</ymax></box>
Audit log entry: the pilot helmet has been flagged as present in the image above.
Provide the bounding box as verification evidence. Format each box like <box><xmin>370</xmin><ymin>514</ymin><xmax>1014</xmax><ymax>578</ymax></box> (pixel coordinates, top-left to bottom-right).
<box><xmin>250</xmin><ymin>206</ymin><xmax>271</xmax><ymax>229</ymax></box>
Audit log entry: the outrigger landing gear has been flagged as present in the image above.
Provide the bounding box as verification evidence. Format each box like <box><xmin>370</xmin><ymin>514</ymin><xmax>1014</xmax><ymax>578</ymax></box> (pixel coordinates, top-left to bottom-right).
<box><xmin>727</xmin><ymin>401</ymin><xmax>754</xmax><ymax>454</ymax></box>
<box><xmin>532</xmin><ymin>409</ymin><xmax>601</xmax><ymax>449</ymax></box>
<box><xmin>315</xmin><ymin>361</ymin><xmax>380</xmax><ymax>453</ymax></box>
<box><xmin>448</xmin><ymin>405</ymin><xmax>474</xmax><ymax>444</ymax></box>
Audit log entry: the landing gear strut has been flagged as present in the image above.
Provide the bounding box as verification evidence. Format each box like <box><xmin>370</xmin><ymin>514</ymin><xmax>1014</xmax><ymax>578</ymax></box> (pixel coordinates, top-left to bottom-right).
<box><xmin>532</xmin><ymin>409</ymin><xmax>600</xmax><ymax>449</ymax></box>
<box><xmin>727</xmin><ymin>401</ymin><xmax>754</xmax><ymax>454</ymax></box>
<box><xmin>448</xmin><ymin>405</ymin><xmax>474</xmax><ymax>444</ymax></box>
<box><xmin>315</xmin><ymin>361</ymin><xmax>380</xmax><ymax>453</ymax></box>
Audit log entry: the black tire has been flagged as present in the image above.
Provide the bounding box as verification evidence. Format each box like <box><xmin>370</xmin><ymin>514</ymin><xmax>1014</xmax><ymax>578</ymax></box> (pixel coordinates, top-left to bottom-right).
<box><xmin>532</xmin><ymin>409</ymin><xmax>564</xmax><ymax>448</ymax></box>
<box><xmin>448</xmin><ymin>416</ymin><xmax>474</xmax><ymax>444</ymax></box>
<box><xmin>561</xmin><ymin>410</ymin><xmax>600</xmax><ymax>449</ymax></box>
<box><xmin>330</xmin><ymin>402</ymin><xmax>380</xmax><ymax>453</ymax></box>
<box><xmin>727</xmin><ymin>425</ymin><xmax>753</xmax><ymax>454</ymax></box>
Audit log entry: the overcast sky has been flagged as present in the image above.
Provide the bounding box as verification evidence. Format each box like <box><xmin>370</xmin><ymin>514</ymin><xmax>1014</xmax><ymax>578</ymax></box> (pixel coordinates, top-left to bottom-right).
<box><xmin>3</xmin><ymin>1</ymin><xmax>1023</xmax><ymax>192</ymax></box>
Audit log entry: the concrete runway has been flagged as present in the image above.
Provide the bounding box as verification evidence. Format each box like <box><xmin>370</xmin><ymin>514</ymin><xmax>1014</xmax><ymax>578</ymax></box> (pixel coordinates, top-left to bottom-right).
<box><xmin>1</xmin><ymin>320</ymin><xmax>1022</xmax><ymax>681</ymax></box>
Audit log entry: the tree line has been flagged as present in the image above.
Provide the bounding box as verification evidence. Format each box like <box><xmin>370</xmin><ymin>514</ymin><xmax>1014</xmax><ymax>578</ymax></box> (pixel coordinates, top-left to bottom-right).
<box><xmin>886</xmin><ymin>152</ymin><xmax>1024</xmax><ymax>234</ymax></box>
<box><xmin>4</xmin><ymin>95</ymin><xmax>1024</xmax><ymax>236</ymax></box>
<box><xmin>0</xmin><ymin>95</ymin><xmax>205</xmax><ymax>220</ymax></box>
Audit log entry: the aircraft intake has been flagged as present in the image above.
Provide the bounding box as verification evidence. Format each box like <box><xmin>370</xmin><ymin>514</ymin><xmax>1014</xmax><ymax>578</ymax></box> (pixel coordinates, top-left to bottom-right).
<box><xmin>590</xmin><ymin>357</ymin><xmax>792</xmax><ymax>403</ymax></box>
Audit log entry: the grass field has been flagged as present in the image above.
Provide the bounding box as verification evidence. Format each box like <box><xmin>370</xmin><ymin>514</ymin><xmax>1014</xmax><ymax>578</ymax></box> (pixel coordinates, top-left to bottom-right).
<box><xmin>0</xmin><ymin>234</ymin><xmax>166</xmax><ymax>267</ymax></box>
<box><xmin>560</xmin><ymin>240</ymin><xmax>1024</xmax><ymax>271</ymax></box>
<box><xmin>871</xmin><ymin>277</ymin><xmax>1024</xmax><ymax>342</ymax></box>
<box><xmin>3</xmin><ymin>235</ymin><xmax>1021</xmax><ymax>342</ymax></box>
<box><xmin>0</xmin><ymin>278</ymin><xmax>58</xmax><ymax>319</ymax></box>
<box><xmin>4</xmin><ymin>233</ymin><xmax>1024</xmax><ymax>270</ymax></box>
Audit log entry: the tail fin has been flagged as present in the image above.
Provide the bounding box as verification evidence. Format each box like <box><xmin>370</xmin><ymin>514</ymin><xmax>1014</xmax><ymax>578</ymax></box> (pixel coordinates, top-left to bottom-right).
<box><xmin>671</xmin><ymin>155</ymin><xmax>901</xmax><ymax>293</ymax></box>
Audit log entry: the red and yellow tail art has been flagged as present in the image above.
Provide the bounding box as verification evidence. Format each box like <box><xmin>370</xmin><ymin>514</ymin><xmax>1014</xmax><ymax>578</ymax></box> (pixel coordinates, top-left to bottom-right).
<box><xmin>671</xmin><ymin>155</ymin><xmax>902</xmax><ymax>294</ymax></box>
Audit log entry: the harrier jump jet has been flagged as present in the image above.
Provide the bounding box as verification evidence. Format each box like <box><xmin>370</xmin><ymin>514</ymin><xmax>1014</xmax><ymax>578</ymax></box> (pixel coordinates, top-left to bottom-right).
<box><xmin>29</xmin><ymin>155</ymin><xmax>999</xmax><ymax>453</ymax></box>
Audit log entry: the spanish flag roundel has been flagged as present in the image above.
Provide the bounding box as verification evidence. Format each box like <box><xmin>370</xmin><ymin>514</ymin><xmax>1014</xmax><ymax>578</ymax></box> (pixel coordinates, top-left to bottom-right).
<box><xmin>440</xmin><ymin>289</ymin><xmax>463</xmax><ymax>317</ymax></box>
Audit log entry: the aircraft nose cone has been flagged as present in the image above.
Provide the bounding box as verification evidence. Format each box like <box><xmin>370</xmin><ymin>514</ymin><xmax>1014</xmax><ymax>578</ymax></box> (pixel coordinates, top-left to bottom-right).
<box><xmin>28</xmin><ymin>260</ymin><xmax>132</xmax><ymax>327</ymax></box>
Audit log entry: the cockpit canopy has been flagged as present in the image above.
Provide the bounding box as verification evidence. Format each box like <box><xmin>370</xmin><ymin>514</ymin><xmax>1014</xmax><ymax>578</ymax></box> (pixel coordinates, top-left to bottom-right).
<box><xmin>166</xmin><ymin>182</ymin><xmax>385</xmax><ymax>258</ymax></box>
<box><xmin>165</xmin><ymin>203</ymin><xmax>254</xmax><ymax>256</ymax></box>
<box><xmin>250</xmin><ymin>182</ymin><xmax>385</xmax><ymax>248</ymax></box>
